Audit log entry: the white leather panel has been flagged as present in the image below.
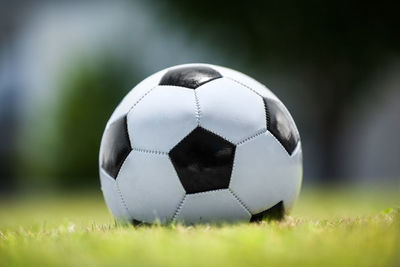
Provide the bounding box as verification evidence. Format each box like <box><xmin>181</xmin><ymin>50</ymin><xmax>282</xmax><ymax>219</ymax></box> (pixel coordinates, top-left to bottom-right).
<box><xmin>106</xmin><ymin>69</ymin><xmax>168</xmax><ymax>128</ymax></box>
<box><xmin>127</xmin><ymin>86</ymin><xmax>198</xmax><ymax>152</ymax></box>
<box><xmin>117</xmin><ymin>151</ymin><xmax>185</xmax><ymax>223</ymax></box>
<box><xmin>283</xmin><ymin>143</ymin><xmax>303</xmax><ymax>212</ymax></box>
<box><xmin>99</xmin><ymin>168</ymin><xmax>130</xmax><ymax>221</ymax></box>
<box><xmin>212</xmin><ymin>65</ymin><xmax>300</xmax><ymax>138</ymax></box>
<box><xmin>196</xmin><ymin>77</ymin><xmax>266</xmax><ymax>144</ymax></box>
<box><xmin>229</xmin><ymin>131</ymin><xmax>302</xmax><ymax>214</ymax></box>
<box><xmin>174</xmin><ymin>189</ymin><xmax>251</xmax><ymax>224</ymax></box>
<box><xmin>211</xmin><ymin>64</ymin><xmax>280</xmax><ymax>102</ymax></box>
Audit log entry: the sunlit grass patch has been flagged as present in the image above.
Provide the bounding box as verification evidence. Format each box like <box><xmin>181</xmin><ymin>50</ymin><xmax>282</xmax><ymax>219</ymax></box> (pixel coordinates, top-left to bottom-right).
<box><xmin>0</xmin><ymin>188</ymin><xmax>399</xmax><ymax>267</ymax></box>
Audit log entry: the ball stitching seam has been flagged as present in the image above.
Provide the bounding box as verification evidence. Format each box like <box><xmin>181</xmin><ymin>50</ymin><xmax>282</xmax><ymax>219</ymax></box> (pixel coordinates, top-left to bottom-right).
<box><xmin>131</xmin><ymin>147</ymin><xmax>168</xmax><ymax>155</ymax></box>
<box><xmin>225</xmin><ymin>76</ymin><xmax>262</xmax><ymax>97</ymax></box>
<box><xmin>199</xmin><ymin>126</ymin><xmax>235</xmax><ymax>145</ymax></box>
<box><xmin>193</xmin><ymin>90</ymin><xmax>202</xmax><ymax>125</ymax></box>
<box><xmin>236</xmin><ymin>128</ymin><xmax>268</xmax><ymax>146</ymax></box>
<box><xmin>228</xmin><ymin>188</ymin><xmax>252</xmax><ymax>215</ymax></box>
<box><xmin>200</xmin><ymin>76</ymin><xmax>267</xmax><ymax>145</ymax></box>
<box><xmin>127</xmin><ymin>85</ymin><xmax>158</xmax><ymax>115</ymax></box>
<box><xmin>268</xmin><ymin>129</ymin><xmax>297</xmax><ymax>157</ymax></box>
<box><xmin>171</xmin><ymin>194</ymin><xmax>186</xmax><ymax>222</ymax></box>
<box><xmin>263</xmin><ymin>98</ymin><xmax>271</xmax><ymax>128</ymax></box>
<box><xmin>185</xmin><ymin>188</ymin><xmax>227</xmax><ymax>196</ymax></box>
<box><xmin>115</xmin><ymin>179</ymin><xmax>131</xmax><ymax>218</ymax></box>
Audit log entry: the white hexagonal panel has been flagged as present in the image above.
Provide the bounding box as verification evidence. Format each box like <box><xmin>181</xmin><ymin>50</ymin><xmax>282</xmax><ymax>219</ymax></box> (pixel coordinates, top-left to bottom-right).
<box><xmin>229</xmin><ymin>131</ymin><xmax>302</xmax><ymax>214</ymax></box>
<box><xmin>196</xmin><ymin>77</ymin><xmax>266</xmax><ymax>144</ymax></box>
<box><xmin>127</xmin><ymin>86</ymin><xmax>198</xmax><ymax>152</ymax></box>
<box><xmin>174</xmin><ymin>189</ymin><xmax>251</xmax><ymax>224</ymax></box>
<box><xmin>99</xmin><ymin>168</ymin><xmax>130</xmax><ymax>221</ymax></box>
<box><xmin>211</xmin><ymin>64</ymin><xmax>280</xmax><ymax>102</ymax></box>
<box><xmin>106</xmin><ymin>69</ymin><xmax>168</xmax><ymax>128</ymax></box>
<box><xmin>117</xmin><ymin>150</ymin><xmax>185</xmax><ymax>224</ymax></box>
<box><xmin>282</xmin><ymin>143</ymin><xmax>302</xmax><ymax>212</ymax></box>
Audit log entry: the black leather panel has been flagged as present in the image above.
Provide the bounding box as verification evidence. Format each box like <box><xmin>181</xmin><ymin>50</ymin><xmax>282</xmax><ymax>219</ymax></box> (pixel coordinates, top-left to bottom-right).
<box><xmin>159</xmin><ymin>66</ymin><xmax>222</xmax><ymax>89</ymax></box>
<box><xmin>264</xmin><ymin>98</ymin><xmax>299</xmax><ymax>155</ymax></box>
<box><xmin>170</xmin><ymin>127</ymin><xmax>235</xmax><ymax>194</ymax></box>
<box><xmin>250</xmin><ymin>201</ymin><xmax>285</xmax><ymax>222</ymax></box>
<box><xmin>100</xmin><ymin>116</ymin><xmax>132</xmax><ymax>178</ymax></box>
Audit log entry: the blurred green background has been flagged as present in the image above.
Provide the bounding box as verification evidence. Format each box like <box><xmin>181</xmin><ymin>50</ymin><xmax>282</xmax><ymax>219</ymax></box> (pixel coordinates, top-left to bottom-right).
<box><xmin>0</xmin><ymin>0</ymin><xmax>399</xmax><ymax>193</ymax></box>
<box><xmin>0</xmin><ymin>2</ymin><xmax>399</xmax><ymax>266</ymax></box>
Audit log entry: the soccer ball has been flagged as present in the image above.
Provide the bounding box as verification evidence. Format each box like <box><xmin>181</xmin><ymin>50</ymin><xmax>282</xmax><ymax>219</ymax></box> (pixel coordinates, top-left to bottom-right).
<box><xmin>99</xmin><ymin>63</ymin><xmax>302</xmax><ymax>225</ymax></box>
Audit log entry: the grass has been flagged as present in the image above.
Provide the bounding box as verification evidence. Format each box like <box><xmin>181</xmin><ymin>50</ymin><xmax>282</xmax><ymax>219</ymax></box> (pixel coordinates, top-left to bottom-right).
<box><xmin>0</xmin><ymin>187</ymin><xmax>399</xmax><ymax>267</ymax></box>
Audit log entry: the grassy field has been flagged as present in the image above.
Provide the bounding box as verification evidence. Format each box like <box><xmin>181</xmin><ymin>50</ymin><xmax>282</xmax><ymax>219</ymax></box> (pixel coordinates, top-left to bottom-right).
<box><xmin>0</xmin><ymin>187</ymin><xmax>399</xmax><ymax>267</ymax></box>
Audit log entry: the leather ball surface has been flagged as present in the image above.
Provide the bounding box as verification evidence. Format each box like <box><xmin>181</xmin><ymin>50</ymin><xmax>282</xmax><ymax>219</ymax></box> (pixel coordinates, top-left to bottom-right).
<box><xmin>99</xmin><ymin>63</ymin><xmax>302</xmax><ymax>225</ymax></box>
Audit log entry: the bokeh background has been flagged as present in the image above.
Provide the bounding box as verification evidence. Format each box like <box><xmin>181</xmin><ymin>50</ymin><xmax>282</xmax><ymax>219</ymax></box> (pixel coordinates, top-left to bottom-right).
<box><xmin>0</xmin><ymin>0</ymin><xmax>399</xmax><ymax>195</ymax></box>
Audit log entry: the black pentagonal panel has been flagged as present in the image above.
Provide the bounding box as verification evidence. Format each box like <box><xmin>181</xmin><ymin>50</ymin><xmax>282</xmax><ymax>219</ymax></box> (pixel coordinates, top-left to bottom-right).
<box><xmin>159</xmin><ymin>66</ymin><xmax>222</xmax><ymax>89</ymax></box>
<box><xmin>250</xmin><ymin>201</ymin><xmax>285</xmax><ymax>222</ymax></box>
<box><xmin>169</xmin><ymin>127</ymin><xmax>235</xmax><ymax>194</ymax></box>
<box><xmin>263</xmin><ymin>98</ymin><xmax>300</xmax><ymax>155</ymax></box>
<box><xmin>100</xmin><ymin>116</ymin><xmax>132</xmax><ymax>178</ymax></box>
